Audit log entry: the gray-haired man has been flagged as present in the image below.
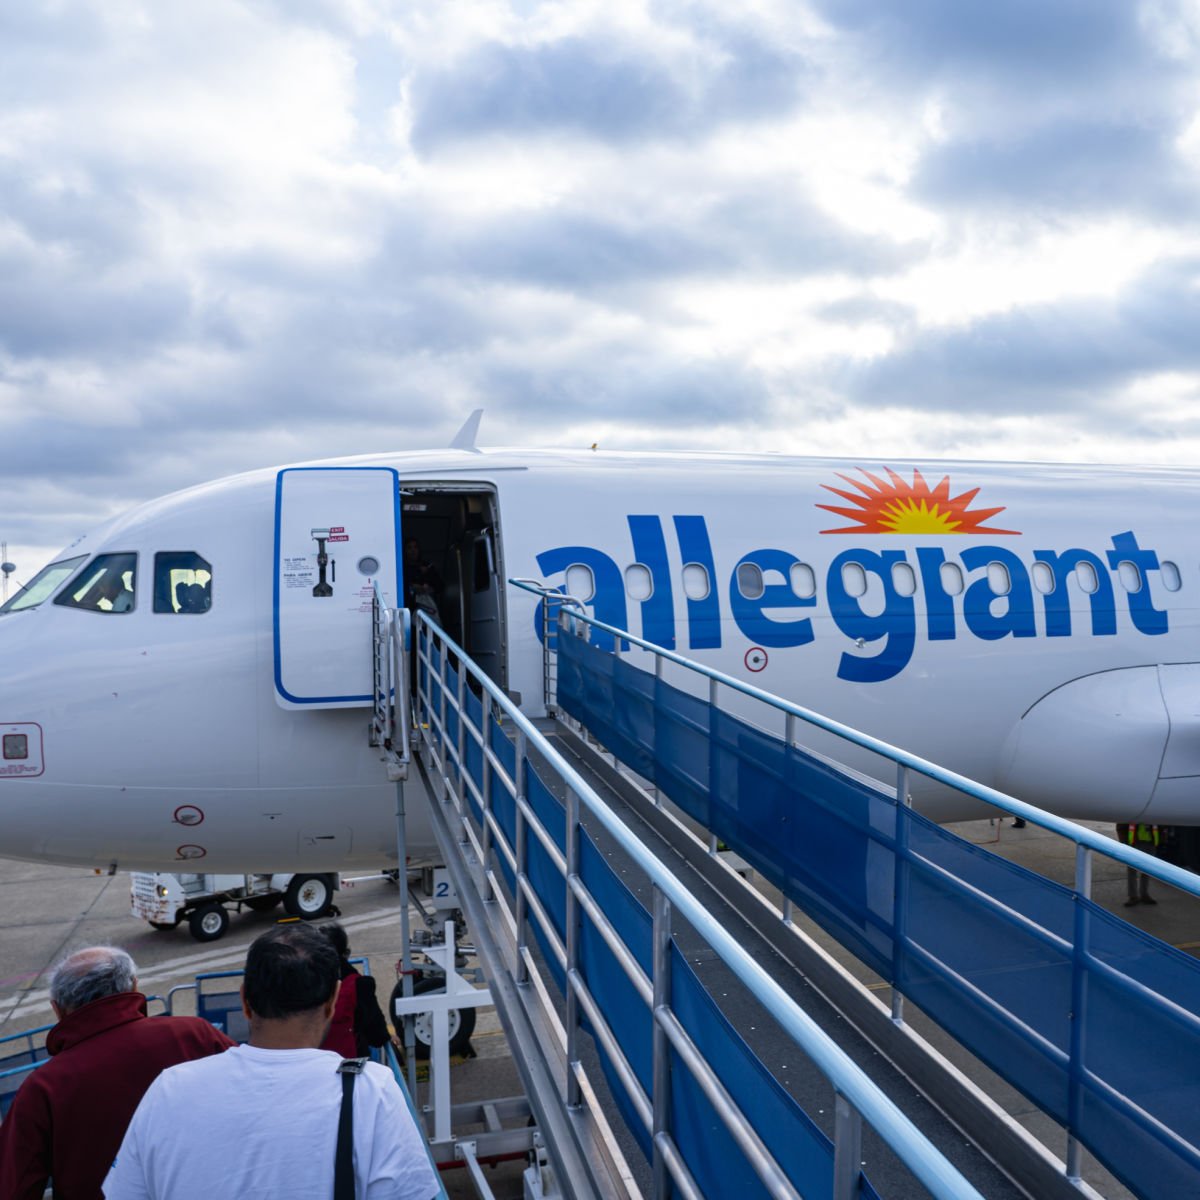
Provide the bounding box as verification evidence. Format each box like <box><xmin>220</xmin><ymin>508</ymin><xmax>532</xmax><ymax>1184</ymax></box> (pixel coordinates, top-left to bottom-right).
<box><xmin>0</xmin><ymin>946</ymin><xmax>233</xmax><ymax>1199</ymax></box>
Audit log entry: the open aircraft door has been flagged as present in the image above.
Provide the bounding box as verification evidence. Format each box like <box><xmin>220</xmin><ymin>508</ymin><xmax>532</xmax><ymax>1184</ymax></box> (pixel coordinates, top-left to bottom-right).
<box><xmin>273</xmin><ymin>467</ymin><xmax>401</xmax><ymax>709</ymax></box>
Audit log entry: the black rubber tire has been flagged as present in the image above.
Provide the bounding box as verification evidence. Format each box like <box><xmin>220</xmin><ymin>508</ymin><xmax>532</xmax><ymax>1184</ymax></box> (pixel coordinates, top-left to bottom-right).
<box><xmin>243</xmin><ymin>894</ymin><xmax>283</xmax><ymax>913</ymax></box>
<box><xmin>283</xmin><ymin>874</ymin><xmax>334</xmax><ymax>920</ymax></box>
<box><xmin>390</xmin><ymin>973</ymin><xmax>476</xmax><ymax>1059</ymax></box>
<box><xmin>188</xmin><ymin>903</ymin><xmax>229</xmax><ymax>943</ymax></box>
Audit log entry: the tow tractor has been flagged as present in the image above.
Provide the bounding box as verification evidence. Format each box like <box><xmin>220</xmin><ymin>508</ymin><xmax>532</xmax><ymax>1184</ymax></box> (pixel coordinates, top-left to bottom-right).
<box><xmin>130</xmin><ymin>871</ymin><xmax>339</xmax><ymax>942</ymax></box>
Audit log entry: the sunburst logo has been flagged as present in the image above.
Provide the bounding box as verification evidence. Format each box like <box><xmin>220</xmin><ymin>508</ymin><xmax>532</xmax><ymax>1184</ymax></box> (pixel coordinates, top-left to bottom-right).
<box><xmin>818</xmin><ymin>467</ymin><xmax>1019</xmax><ymax>535</ymax></box>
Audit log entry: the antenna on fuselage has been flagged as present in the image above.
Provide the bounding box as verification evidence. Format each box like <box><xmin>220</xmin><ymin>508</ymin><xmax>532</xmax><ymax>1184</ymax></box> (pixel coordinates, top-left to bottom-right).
<box><xmin>449</xmin><ymin>409</ymin><xmax>483</xmax><ymax>453</ymax></box>
<box><xmin>0</xmin><ymin>545</ymin><xmax>14</xmax><ymax>604</ymax></box>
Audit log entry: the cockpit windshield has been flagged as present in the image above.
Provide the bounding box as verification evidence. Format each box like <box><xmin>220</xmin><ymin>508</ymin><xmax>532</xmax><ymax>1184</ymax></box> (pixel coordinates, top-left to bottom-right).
<box><xmin>0</xmin><ymin>556</ymin><xmax>88</xmax><ymax>614</ymax></box>
<box><xmin>54</xmin><ymin>553</ymin><xmax>138</xmax><ymax>613</ymax></box>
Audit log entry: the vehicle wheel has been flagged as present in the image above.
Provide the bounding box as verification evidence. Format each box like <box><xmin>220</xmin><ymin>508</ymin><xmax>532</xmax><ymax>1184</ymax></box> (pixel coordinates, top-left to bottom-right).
<box><xmin>243</xmin><ymin>894</ymin><xmax>283</xmax><ymax>913</ymax></box>
<box><xmin>188</xmin><ymin>903</ymin><xmax>229</xmax><ymax>943</ymax></box>
<box><xmin>390</xmin><ymin>974</ymin><xmax>476</xmax><ymax>1059</ymax></box>
<box><xmin>148</xmin><ymin>919</ymin><xmax>178</xmax><ymax>931</ymax></box>
<box><xmin>283</xmin><ymin>874</ymin><xmax>334</xmax><ymax>920</ymax></box>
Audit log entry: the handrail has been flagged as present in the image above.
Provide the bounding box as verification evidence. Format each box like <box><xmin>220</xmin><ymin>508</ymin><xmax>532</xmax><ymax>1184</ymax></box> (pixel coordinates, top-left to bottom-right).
<box><xmin>413</xmin><ymin>607</ymin><xmax>984</xmax><ymax>1200</ymax></box>
<box><xmin>509</xmin><ymin>578</ymin><xmax>1200</xmax><ymax>898</ymax></box>
<box><xmin>371</xmin><ymin>584</ymin><xmax>412</xmax><ymax>778</ymax></box>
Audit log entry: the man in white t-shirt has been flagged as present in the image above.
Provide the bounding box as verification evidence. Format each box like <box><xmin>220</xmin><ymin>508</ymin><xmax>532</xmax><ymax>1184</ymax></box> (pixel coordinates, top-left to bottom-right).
<box><xmin>103</xmin><ymin>924</ymin><xmax>440</xmax><ymax>1200</ymax></box>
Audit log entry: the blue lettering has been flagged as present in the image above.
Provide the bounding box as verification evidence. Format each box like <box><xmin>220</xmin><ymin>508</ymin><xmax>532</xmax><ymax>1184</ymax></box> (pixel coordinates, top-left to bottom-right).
<box><xmin>961</xmin><ymin>546</ymin><xmax>1037</xmax><ymax>641</ymax></box>
<box><xmin>1107</xmin><ymin>531</ymin><xmax>1168</xmax><ymax>636</ymax></box>
<box><xmin>534</xmin><ymin>545</ymin><xmax>628</xmax><ymax>651</ymax></box>
<box><xmin>533</xmin><ymin>522</ymin><xmax>1172</xmax><ymax>681</ymax></box>
<box><xmin>728</xmin><ymin>549</ymin><xmax>815</xmax><ymax>649</ymax></box>
<box><xmin>915</xmin><ymin>548</ymin><xmax>957</xmax><ymax>641</ymax></box>
<box><xmin>628</xmin><ymin>516</ymin><xmax>675</xmax><ymax>650</ymax></box>
<box><xmin>1033</xmin><ymin>548</ymin><xmax>1116</xmax><ymax>637</ymax></box>
<box><xmin>828</xmin><ymin>549</ymin><xmax>914</xmax><ymax>683</ymax></box>
<box><xmin>674</xmin><ymin>516</ymin><xmax>721</xmax><ymax>649</ymax></box>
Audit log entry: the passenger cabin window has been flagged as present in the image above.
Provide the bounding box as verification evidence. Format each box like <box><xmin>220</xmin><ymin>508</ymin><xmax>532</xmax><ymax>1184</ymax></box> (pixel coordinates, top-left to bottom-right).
<box><xmin>840</xmin><ymin>562</ymin><xmax>868</xmax><ymax>598</ymax></box>
<box><xmin>987</xmin><ymin>562</ymin><xmax>1011</xmax><ymax>596</ymax></box>
<box><xmin>0</xmin><ymin>555</ymin><xmax>87</xmax><ymax>613</ymax></box>
<box><xmin>54</xmin><ymin>553</ymin><xmax>137</xmax><ymax>613</ymax></box>
<box><xmin>1117</xmin><ymin>561</ymin><xmax>1143</xmax><ymax>593</ymax></box>
<box><xmin>940</xmin><ymin>562</ymin><xmax>964</xmax><ymax>596</ymax></box>
<box><xmin>790</xmin><ymin>563</ymin><xmax>817</xmax><ymax>599</ymax></box>
<box><xmin>624</xmin><ymin>565</ymin><xmax>653</xmax><ymax>601</ymax></box>
<box><xmin>682</xmin><ymin>563</ymin><xmax>710</xmax><ymax>601</ymax></box>
<box><xmin>154</xmin><ymin>552</ymin><xmax>212</xmax><ymax>614</ymax></box>
<box><xmin>891</xmin><ymin>562</ymin><xmax>917</xmax><ymax>598</ymax></box>
<box><xmin>1031</xmin><ymin>562</ymin><xmax>1056</xmax><ymax>594</ymax></box>
<box><xmin>736</xmin><ymin>562</ymin><xmax>765</xmax><ymax>600</ymax></box>
<box><xmin>1161</xmin><ymin>560</ymin><xmax>1182</xmax><ymax>592</ymax></box>
<box><xmin>564</xmin><ymin>564</ymin><xmax>596</xmax><ymax>603</ymax></box>
<box><xmin>1075</xmin><ymin>562</ymin><xmax>1100</xmax><ymax>595</ymax></box>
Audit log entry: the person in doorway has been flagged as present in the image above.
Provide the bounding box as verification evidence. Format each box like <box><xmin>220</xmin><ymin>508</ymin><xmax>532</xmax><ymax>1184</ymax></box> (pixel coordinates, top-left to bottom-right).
<box><xmin>0</xmin><ymin>946</ymin><xmax>233</xmax><ymax>1200</ymax></box>
<box><xmin>1117</xmin><ymin>822</ymin><xmax>1160</xmax><ymax>906</ymax></box>
<box><xmin>317</xmin><ymin>921</ymin><xmax>393</xmax><ymax>1059</ymax></box>
<box><xmin>403</xmin><ymin>538</ymin><xmax>443</xmax><ymax>623</ymax></box>
<box><xmin>104</xmin><ymin>923</ymin><xmax>439</xmax><ymax>1200</ymax></box>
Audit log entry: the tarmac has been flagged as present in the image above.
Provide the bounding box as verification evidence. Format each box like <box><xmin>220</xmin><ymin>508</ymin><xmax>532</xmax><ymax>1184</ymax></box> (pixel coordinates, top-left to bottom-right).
<box><xmin>0</xmin><ymin>816</ymin><xmax>1195</xmax><ymax>1199</ymax></box>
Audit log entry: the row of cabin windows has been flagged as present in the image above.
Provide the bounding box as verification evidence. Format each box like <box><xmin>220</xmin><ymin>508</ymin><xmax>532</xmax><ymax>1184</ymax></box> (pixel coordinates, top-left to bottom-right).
<box><xmin>50</xmin><ymin>552</ymin><xmax>212</xmax><ymax>614</ymax></box>
<box><xmin>564</xmin><ymin>558</ymin><xmax>1185</xmax><ymax>604</ymax></box>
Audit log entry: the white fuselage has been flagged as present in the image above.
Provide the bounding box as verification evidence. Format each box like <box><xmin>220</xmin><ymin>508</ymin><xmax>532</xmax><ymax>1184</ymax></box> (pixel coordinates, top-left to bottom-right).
<box><xmin>2</xmin><ymin>447</ymin><xmax>1197</xmax><ymax>870</ymax></box>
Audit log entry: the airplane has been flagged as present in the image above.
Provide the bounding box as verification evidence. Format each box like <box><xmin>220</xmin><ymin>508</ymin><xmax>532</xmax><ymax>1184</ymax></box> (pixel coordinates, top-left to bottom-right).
<box><xmin>2</xmin><ymin>414</ymin><xmax>1198</xmax><ymax>874</ymax></box>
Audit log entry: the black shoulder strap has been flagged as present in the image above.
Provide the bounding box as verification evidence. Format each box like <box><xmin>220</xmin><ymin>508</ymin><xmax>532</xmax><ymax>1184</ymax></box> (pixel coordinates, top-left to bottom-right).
<box><xmin>334</xmin><ymin>1057</ymin><xmax>370</xmax><ymax>1200</ymax></box>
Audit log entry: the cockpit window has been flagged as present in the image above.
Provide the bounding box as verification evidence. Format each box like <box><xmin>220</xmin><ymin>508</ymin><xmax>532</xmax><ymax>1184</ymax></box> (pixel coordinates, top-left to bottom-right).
<box><xmin>54</xmin><ymin>553</ymin><xmax>137</xmax><ymax>613</ymax></box>
<box><xmin>0</xmin><ymin>555</ymin><xmax>88</xmax><ymax>613</ymax></box>
<box><xmin>154</xmin><ymin>552</ymin><xmax>212</xmax><ymax>614</ymax></box>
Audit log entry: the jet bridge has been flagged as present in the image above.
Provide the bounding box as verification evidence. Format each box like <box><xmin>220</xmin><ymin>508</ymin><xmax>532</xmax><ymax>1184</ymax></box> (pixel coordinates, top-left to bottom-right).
<box><xmin>371</xmin><ymin>586</ymin><xmax>1200</xmax><ymax>1200</ymax></box>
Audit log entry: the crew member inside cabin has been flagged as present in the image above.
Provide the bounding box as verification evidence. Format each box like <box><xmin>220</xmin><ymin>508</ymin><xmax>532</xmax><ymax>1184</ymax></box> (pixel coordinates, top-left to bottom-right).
<box><xmin>104</xmin><ymin>923</ymin><xmax>440</xmax><ymax>1199</ymax></box>
<box><xmin>403</xmin><ymin>538</ymin><xmax>443</xmax><ymax>622</ymax></box>
<box><xmin>317</xmin><ymin>921</ymin><xmax>393</xmax><ymax>1059</ymax></box>
<box><xmin>0</xmin><ymin>946</ymin><xmax>233</xmax><ymax>1200</ymax></box>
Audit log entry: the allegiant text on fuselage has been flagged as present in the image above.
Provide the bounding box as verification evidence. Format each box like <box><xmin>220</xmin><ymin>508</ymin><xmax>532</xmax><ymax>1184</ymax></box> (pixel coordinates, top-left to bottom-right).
<box><xmin>535</xmin><ymin>517</ymin><xmax>1167</xmax><ymax>683</ymax></box>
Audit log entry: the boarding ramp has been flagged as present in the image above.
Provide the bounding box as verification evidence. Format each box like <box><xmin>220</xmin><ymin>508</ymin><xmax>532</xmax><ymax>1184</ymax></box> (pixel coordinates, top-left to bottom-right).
<box><xmin>404</xmin><ymin>608</ymin><xmax>991</xmax><ymax>1200</ymax></box>
<box><xmin>504</xmin><ymin>582</ymin><xmax>1200</xmax><ymax>1200</ymax></box>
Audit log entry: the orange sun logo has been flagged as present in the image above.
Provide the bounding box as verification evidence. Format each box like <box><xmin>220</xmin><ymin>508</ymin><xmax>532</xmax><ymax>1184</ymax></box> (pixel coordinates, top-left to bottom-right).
<box><xmin>818</xmin><ymin>467</ymin><xmax>1019</xmax><ymax>535</ymax></box>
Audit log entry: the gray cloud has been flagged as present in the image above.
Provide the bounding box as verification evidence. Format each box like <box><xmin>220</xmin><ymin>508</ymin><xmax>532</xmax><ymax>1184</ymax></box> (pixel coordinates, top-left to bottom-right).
<box><xmin>839</xmin><ymin>257</ymin><xmax>1200</xmax><ymax>412</ymax></box>
<box><xmin>409</xmin><ymin>25</ymin><xmax>807</xmax><ymax>150</ymax></box>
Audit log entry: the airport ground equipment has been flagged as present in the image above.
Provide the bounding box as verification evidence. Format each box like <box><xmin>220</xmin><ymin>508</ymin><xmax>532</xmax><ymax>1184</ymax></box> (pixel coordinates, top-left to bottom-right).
<box><xmin>130</xmin><ymin>870</ymin><xmax>338</xmax><ymax>940</ymax></box>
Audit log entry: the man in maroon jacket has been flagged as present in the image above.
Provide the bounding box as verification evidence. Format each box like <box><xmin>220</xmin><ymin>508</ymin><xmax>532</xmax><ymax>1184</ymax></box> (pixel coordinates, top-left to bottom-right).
<box><xmin>0</xmin><ymin>945</ymin><xmax>234</xmax><ymax>1199</ymax></box>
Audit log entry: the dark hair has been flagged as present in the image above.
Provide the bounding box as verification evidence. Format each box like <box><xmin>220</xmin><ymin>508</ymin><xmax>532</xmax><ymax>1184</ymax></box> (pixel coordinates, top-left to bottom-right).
<box><xmin>317</xmin><ymin>921</ymin><xmax>350</xmax><ymax>961</ymax></box>
<box><xmin>243</xmin><ymin>924</ymin><xmax>340</xmax><ymax>1019</ymax></box>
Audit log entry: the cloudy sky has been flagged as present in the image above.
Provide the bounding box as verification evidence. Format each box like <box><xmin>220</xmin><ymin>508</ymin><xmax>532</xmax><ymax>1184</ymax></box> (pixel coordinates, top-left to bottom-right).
<box><xmin>3</xmin><ymin>0</ymin><xmax>1200</xmax><ymax>582</ymax></box>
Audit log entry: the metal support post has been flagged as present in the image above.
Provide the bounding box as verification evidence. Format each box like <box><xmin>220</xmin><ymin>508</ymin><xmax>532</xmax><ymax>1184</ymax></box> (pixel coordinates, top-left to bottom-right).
<box><xmin>480</xmin><ymin>690</ymin><xmax>494</xmax><ymax>902</ymax></box>
<box><xmin>891</xmin><ymin>764</ymin><xmax>911</xmax><ymax>1025</ymax></box>
<box><xmin>515</xmin><ymin>730</ymin><xmax>530</xmax><ymax>985</ymax></box>
<box><xmin>394</xmin><ymin>779</ymin><xmax>419</xmax><ymax>1103</ymax></box>
<box><xmin>1066</xmin><ymin>844</ymin><xmax>1093</xmax><ymax>1182</ymax></box>
<box><xmin>651</xmin><ymin>886</ymin><xmax>673</xmax><ymax>1199</ymax></box>
<box><xmin>564</xmin><ymin>786</ymin><xmax>582</xmax><ymax>1108</ymax></box>
<box><xmin>832</xmin><ymin>1093</ymin><xmax>864</xmax><ymax>1200</ymax></box>
<box><xmin>456</xmin><ymin>657</ymin><xmax>467</xmax><ymax>809</ymax></box>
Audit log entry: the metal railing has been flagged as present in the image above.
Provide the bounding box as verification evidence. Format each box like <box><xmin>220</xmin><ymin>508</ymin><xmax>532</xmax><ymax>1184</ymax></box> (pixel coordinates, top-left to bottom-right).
<box><xmin>370</xmin><ymin>584</ymin><xmax>412</xmax><ymax>780</ymax></box>
<box><xmin>411</xmin><ymin>606</ymin><xmax>985</xmax><ymax>1200</ymax></box>
<box><xmin>511</xmin><ymin>577</ymin><xmax>1200</xmax><ymax>1193</ymax></box>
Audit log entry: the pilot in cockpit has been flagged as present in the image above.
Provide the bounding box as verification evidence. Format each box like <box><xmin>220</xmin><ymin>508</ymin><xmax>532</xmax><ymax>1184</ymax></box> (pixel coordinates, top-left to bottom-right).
<box><xmin>91</xmin><ymin>572</ymin><xmax>134</xmax><ymax>613</ymax></box>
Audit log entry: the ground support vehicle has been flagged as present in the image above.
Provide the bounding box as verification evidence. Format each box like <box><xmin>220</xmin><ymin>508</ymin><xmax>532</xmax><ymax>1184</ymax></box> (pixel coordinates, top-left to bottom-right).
<box><xmin>130</xmin><ymin>871</ymin><xmax>338</xmax><ymax>941</ymax></box>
